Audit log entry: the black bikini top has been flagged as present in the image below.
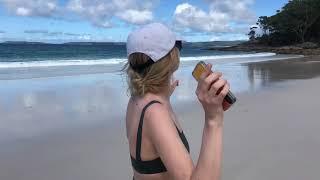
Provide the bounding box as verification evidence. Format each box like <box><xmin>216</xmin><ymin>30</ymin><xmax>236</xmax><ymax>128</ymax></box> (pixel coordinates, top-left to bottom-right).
<box><xmin>130</xmin><ymin>100</ymin><xmax>190</xmax><ymax>174</ymax></box>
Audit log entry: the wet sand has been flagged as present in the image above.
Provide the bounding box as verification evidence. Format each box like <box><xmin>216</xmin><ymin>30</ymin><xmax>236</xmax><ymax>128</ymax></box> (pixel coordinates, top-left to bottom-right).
<box><xmin>0</xmin><ymin>56</ymin><xmax>320</xmax><ymax>180</ymax></box>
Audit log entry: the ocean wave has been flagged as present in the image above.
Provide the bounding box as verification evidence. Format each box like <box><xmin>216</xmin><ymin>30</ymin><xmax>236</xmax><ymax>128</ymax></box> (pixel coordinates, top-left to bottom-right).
<box><xmin>0</xmin><ymin>58</ymin><xmax>127</xmax><ymax>68</ymax></box>
<box><xmin>0</xmin><ymin>53</ymin><xmax>276</xmax><ymax>68</ymax></box>
<box><xmin>180</xmin><ymin>52</ymin><xmax>276</xmax><ymax>61</ymax></box>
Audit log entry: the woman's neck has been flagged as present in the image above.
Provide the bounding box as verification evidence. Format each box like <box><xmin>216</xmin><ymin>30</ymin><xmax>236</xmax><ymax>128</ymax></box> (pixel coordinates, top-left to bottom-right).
<box><xmin>133</xmin><ymin>92</ymin><xmax>170</xmax><ymax>104</ymax></box>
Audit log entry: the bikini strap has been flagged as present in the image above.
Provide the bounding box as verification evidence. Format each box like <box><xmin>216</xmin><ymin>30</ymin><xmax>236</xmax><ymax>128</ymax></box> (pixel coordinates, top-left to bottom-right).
<box><xmin>136</xmin><ymin>100</ymin><xmax>162</xmax><ymax>161</ymax></box>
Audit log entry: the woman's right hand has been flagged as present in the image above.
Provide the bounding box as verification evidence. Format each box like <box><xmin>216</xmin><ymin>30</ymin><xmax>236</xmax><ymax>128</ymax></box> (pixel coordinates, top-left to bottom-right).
<box><xmin>195</xmin><ymin>63</ymin><xmax>230</xmax><ymax>122</ymax></box>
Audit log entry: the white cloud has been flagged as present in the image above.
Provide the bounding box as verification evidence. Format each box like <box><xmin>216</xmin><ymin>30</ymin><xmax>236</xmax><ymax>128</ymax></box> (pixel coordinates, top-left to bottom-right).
<box><xmin>78</xmin><ymin>34</ymin><xmax>91</xmax><ymax>41</ymax></box>
<box><xmin>206</xmin><ymin>0</ymin><xmax>255</xmax><ymax>21</ymax></box>
<box><xmin>0</xmin><ymin>0</ymin><xmax>156</xmax><ymax>27</ymax></box>
<box><xmin>16</xmin><ymin>7</ymin><xmax>30</xmax><ymax>16</ymax></box>
<box><xmin>67</xmin><ymin>0</ymin><xmax>156</xmax><ymax>27</ymax></box>
<box><xmin>174</xmin><ymin>3</ymin><xmax>230</xmax><ymax>33</ymax></box>
<box><xmin>173</xmin><ymin>1</ymin><xmax>256</xmax><ymax>33</ymax></box>
<box><xmin>116</xmin><ymin>9</ymin><xmax>153</xmax><ymax>25</ymax></box>
<box><xmin>0</xmin><ymin>0</ymin><xmax>58</xmax><ymax>17</ymax></box>
<box><xmin>210</xmin><ymin>33</ymin><xmax>248</xmax><ymax>41</ymax></box>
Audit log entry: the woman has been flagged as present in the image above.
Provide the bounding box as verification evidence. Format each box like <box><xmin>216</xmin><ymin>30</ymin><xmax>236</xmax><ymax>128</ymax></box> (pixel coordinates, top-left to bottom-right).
<box><xmin>123</xmin><ymin>23</ymin><xmax>230</xmax><ymax>180</ymax></box>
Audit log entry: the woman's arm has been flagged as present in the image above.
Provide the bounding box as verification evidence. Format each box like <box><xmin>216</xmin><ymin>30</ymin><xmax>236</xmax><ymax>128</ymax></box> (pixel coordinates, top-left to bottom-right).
<box><xmin>146</xmin><ymin>64</ymin><xmax>229</xmax><ymax>180</ymax></box>
<box><xmin>191</xmin><ymin>117</ymin><xmax>223</xmax><ymax>180</ymax></box>
<box><xmin>191</xmin><ymin>64</ymin><xmax>228</xmax><ymax>180</ymax></box>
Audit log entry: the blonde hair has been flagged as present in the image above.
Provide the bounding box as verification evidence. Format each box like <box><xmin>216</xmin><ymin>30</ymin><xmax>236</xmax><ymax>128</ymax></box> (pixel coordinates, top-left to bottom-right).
<box><xmin>123</xmin><ymin>47</ymin><xmax>180</xmax><ymax>97</ymax></box>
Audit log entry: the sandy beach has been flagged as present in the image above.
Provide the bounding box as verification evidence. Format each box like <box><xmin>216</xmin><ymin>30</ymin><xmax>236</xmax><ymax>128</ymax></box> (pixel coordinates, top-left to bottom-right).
<box><xmin>0</xmin><ymin>56</ymin><xmax>320</xmax><ymax>180</ymax></box>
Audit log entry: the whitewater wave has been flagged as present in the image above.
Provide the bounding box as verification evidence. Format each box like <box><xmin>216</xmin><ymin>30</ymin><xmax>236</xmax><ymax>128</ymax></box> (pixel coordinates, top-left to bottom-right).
<box><xmin>0</xmin><ymin>58</ymin><xmax>126</xmax><ymax>68</ymax></box>
<box><xmin>180</xmin><ymin>52</ymin><xmax>276</xmax><ymax>61</ymax></box>
<box><xmin>0</xmin><ymin>53</ymin><xmax>276</xmax><ymax>69</ymax></box>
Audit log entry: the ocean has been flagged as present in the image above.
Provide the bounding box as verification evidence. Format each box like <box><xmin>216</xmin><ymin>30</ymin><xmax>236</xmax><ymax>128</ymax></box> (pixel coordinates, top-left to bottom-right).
<box><xmin>0</xmin><ymin>42</ymin><xmax>276</xmax><ymax>68</ymax></box>
<box><xmin>0</xmin><ymin>41</ymin><xmax>289</xmax><ymax>80</ymax></box>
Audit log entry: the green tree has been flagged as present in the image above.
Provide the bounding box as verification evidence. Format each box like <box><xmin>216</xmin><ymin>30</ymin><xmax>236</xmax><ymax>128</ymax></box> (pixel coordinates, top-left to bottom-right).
<box><xmin>282</xmin><ymin>0</ymin><xmax>320</xmax><ymax>43</ymax></box>
<box><xmin>248</xmin><ymin>30</ymin><xmax>256</xmax><ymax>41</ymax></box>
<box><xmin>255</xmin><ymin>0</ymin><xmax>320</xmax><ymax>45</ymax></box>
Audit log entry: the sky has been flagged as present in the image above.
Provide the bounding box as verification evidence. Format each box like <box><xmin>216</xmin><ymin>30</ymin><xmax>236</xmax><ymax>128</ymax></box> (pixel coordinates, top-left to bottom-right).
<box><xmin>0</xmin><ymin>0</ymin><xmax>288</xmax><ymax>43</ymax></box>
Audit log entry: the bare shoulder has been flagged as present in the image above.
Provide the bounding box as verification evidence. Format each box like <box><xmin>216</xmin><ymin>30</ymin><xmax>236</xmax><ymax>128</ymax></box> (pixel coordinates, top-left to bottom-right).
<box><xmin>143</xmin><ymin>102</ymin><xmax>180</xmax><ymax>147</ymax></box>
<box><xmin>144</xmin><ymin>102</ymin><xmax>174</xmax><ymax>131</ymax></box>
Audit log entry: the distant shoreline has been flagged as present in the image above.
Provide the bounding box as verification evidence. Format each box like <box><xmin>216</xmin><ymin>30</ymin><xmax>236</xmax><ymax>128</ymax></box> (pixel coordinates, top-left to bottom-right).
<box><xmin>4</xmin><ymin>40</ymin><xmax>320</xmax><ymax>56</ymax></box>
<box><xmin>0</xmin><ymin>40</ymin><xmax>245</xmax><ymax>46</ymax></box>
<box><xmin>206</xmin><ymin>42</ymin><xmax>320</xmax><ymax>56</ymax></box>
